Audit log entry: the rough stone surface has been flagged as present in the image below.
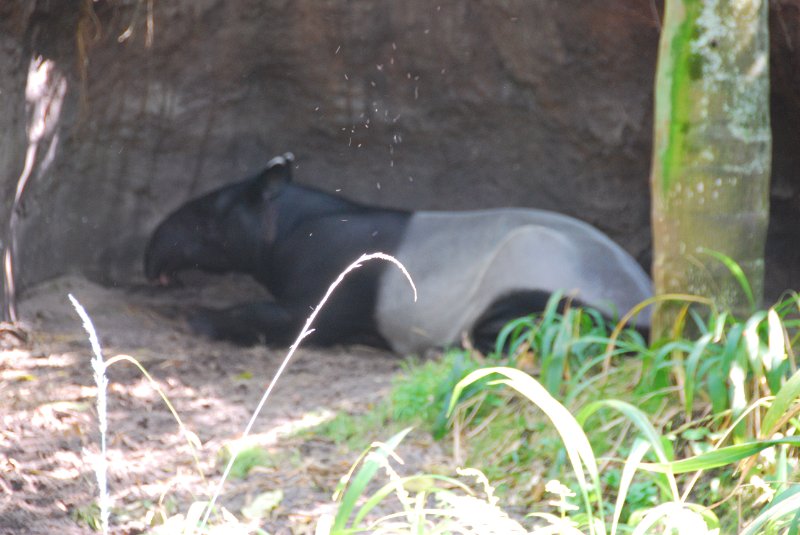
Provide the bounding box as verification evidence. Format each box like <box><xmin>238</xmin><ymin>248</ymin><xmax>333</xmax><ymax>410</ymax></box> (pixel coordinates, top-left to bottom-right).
<box><xmin>0</xmin><ymin>0</ymin><xmax>35</xmax><ymax>319</ymax></box>
<box><xmin>1</xmin><ymin>0</ymin><xmax>799</xmax><ymax>302</ymax></box>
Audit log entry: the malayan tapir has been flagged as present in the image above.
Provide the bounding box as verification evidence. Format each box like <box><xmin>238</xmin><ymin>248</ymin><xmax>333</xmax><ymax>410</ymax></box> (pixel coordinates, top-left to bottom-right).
<box><xmin>144</xmin><ymin>153</ymin><xmax>652</xmax><ymax>354</ymax></box>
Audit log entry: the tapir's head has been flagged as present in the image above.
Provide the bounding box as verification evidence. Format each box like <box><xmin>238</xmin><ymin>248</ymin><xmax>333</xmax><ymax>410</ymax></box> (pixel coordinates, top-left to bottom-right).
<box><xmin>144</xmin><ymin>153</ymin><xmax>294</xmax><ymax>284</ymax></box>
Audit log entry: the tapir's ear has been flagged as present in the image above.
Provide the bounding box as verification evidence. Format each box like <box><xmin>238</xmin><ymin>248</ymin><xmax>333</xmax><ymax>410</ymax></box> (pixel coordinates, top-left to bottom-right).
<box><xmin>255</xmin><ymin>152</ymin><xmax>295</xmax><ymax>198</ymax></box>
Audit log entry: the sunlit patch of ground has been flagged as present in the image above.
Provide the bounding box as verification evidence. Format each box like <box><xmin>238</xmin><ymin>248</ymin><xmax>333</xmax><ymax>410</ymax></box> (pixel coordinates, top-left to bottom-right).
<box><xmin>1</xmin><ymin>275</ymin><xmax>447</xmax><ymax>534</ymax></box>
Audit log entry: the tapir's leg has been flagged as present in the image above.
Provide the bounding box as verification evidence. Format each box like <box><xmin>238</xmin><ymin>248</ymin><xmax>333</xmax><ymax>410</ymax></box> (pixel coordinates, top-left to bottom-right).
<box><xmin>470</xmin><ymin>290</ymin><xmax>650</xmax><ymax>355</ymax></box>
<box><xmin>188</xmin><ymin>301</ymin><xmax>299</xmax><ymax>346</ymax></box>
<box><xmin>470</xmin><ymin>290</ymin><xmax>554</xmax><ymax>353</ymax></box>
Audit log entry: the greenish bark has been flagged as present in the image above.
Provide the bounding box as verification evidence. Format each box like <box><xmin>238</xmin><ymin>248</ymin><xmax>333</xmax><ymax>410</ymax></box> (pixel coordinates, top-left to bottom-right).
<box><xmin>650</xmin><ymin>0</ymin><xmax>771</xmax><ymax>339</ymax></box>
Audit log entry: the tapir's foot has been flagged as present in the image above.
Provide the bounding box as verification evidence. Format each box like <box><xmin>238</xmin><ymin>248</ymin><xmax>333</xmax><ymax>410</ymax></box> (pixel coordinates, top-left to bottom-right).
<box><xmin>470</xmin><ymin>290</ymin><xmax>554</xmax><ymax>354</ymax></box>
<box><xmin>187</xmin><ymin>307</ymin><xmax>264</xmax><ymax>346</ymax></box>
<box><xmin>186</xmin><ymin>302</ymin><xmax>299</xmax><ymax>347</ymax></box>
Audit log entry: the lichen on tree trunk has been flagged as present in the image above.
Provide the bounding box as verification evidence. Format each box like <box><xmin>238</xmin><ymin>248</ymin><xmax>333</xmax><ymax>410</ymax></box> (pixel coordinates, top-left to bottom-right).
<box><xmin>650</xmin><ymin>0</ymin><xmax>771</xmax><ymax>339</ymax></box>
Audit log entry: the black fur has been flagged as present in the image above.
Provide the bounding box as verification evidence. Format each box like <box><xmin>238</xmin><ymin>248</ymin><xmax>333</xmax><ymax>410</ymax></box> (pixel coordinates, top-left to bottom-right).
<box><xmin>145</xmin><ymin>154</ymin><xmax>410</xmax><ymax>347</ymax></box>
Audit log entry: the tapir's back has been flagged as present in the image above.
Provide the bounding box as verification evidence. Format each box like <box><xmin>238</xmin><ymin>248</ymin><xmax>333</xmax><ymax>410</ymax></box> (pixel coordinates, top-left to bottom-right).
<box><xmin>375</xmin><ymin>209</ymin><xmax>652</xmax><ymax>354</ymax></box>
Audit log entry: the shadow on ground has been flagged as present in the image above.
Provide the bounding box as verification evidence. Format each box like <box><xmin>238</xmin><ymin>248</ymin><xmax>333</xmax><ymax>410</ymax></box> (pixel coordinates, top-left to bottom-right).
<box><xmin>1</xmin><ymin>275</ymin><xmax>446</xmax><ymax>534</ymax></box>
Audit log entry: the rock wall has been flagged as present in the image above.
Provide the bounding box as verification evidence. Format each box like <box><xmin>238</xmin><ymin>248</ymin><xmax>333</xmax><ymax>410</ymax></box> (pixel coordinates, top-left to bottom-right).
<box><xmin>0</xmin><ymin>2</ymin><xmax>36</xmax><ymax>319</ymax></box>
<box><xmin>1</xmin><ymin>0</ymin><xmax>799</xmax><ymax>303</ymax></box>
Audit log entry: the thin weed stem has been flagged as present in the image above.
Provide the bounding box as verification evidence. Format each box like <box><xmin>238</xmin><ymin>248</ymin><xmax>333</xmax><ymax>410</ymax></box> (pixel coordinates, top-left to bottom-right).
<box><xmin>68</xmin><ymin>294</ymin><xmax>110</xmax><ymax>535</ymax></box>
<box><xmin>199</xmin><ymin>252</ymin><xmax>416</xmax><ymax>531</ymax></box>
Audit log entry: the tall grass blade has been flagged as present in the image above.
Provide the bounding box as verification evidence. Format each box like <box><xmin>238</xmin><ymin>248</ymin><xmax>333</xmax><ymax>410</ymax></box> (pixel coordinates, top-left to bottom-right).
<box><xmin>68</xmin><ymin>294</ymin><xmax>110</xmax><ymax>535</ymax></box>
<box><xmin>201</xmin><ymin>253</ymin><xmax>416</xmax><ymax>532</ymax></box>
<box><xmin>639</xmin><ymin>436</ymin><xmax>800</xmax><ymax>474</ymax></box>
<box><xmin>611</xmin><ymin>439</ymin><xmax>651</xmax><ymax>535</ymax></box>
<box><xmin>683</xmin><ymin>333</ymin><xmax>714</xmax><ymax>421</ymax></box>
<box><xmin>576</xmin><ymin>398</ymin><xmax>680</xmax><ymax>500</ymax></box>
<box><xmin>575</xmin><ymin>400</ymin><xmax>672</xmax><ymax>464</ymax></box>
<box><xmin>541</xmin><ymin>309</ymin><xmax>572</xmax><ymax>394</ymax></box>
<box><xmin>706</xmin><ymin>367</ymin><xmax>727</xmax><ymax>415</ymax></box>
<box><xmin>631</xmin><ymin>502</ymin><xmax>715</xmax><ymax>535</ymax></box>
<box><xmin>332</xmin><ymin>427</ymin><xmax>412</xmax><ymax>531</ymax></box>
<box><xmin>765</xmin><ymin>308</ymin><xmax>788</xmax><ymax>393</ymax></box>
<box><xmin>729</xmin><ymin>353</ymin><xmax>750</xmax><ymax>442</ymax></box>
<box><xmin>743</xmin><ymin>311</ymin><xmax>768</xmax><ymax>376</ymax></box>
<box><xmin>740</xmin><ymin>490</ymin><xmax>800</xmax><ymax>535</ymax></box>
<box><xmin>700</xmin><ymin>248</ymin><xmax>756</xmax><ymax>312</ymax></box>
<box><xmin>604</xmin><ymin>294</ymin><xmax>713</xmax><ymax>363</ymax></box>
<box><xmin>542</xmin><ymin>290</ymin><xmax>565</xmax><ymax>325</ymax></box>
<box><xmin>760</xmin><ymin>366</ymin><xmax>800</xmax><ymax>437</ymax></box>
<box><xmin>351</xmin><ymin>474</ymin><xmax>468</xmax><ymax>528</ymax></box>
<box><xmin>449</xmin><ymin>367</ymin><xmax>606</xmax><ymax>535</ymax></box>
<box><xmin>100</xmin><ymin>355</ymin><xmax>206</xmax><ymax>480</ymax></box>
<box><xmin>707</xmin><ymin>322</ymin><xmax>744</xmax><ymax>414</ymax></box>
<box><xmin>494</xmin><ymin>315</ymin><xmax>535</xmax><ymax>357</ymax></box>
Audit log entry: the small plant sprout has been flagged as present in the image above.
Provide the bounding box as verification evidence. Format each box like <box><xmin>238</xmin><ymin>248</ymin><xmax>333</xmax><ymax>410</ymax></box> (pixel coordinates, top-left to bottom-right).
<box><xmin>527</xmin><ymin>479</ymin><xmax>582</xmax><ymax>534</ymax></box>
<box><xmin>545</xmin><ymin>479</ymin><xmax>580</xmax><ymax>515</ymax></box>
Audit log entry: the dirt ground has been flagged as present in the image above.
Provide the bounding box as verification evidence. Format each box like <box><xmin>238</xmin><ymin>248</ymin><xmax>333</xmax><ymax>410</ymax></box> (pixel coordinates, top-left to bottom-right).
<box><xmin>1</xmin><ymin>274</ymin><xmax>448</xmax><ymax>534</ymax></box>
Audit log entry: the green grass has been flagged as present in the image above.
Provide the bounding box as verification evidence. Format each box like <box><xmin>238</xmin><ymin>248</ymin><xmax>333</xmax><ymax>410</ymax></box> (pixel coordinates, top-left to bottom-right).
<box><xmin>216</xmin><ymin>443</ymin><xmax>274</xmax><ymax>480</ymax></box>
<box><xmin>325</xmin><ymin>362</ymin><xmax>800</xmax><ymax>533</ymax></box>
<box><xmin>72</xmin><ymin>283</ymin><xmax>800</xmax><ymax>534</ymax></box>
<box><xmin>307</xmin><ymin>350</ymin><xmax>491</xmax><ymax>448</ymax></box>
<box><xmin>321</xmin><ymin>294</ymin><xmax>800</xmax><ymax>534</ymax></box>
<box><xmin>306</xmin><ymin>402</ymin><xmax>395</xmax><ymax>451</ymax></box>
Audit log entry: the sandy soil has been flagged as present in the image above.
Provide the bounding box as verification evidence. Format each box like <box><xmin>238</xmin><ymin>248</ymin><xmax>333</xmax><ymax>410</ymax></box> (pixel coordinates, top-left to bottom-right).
<box><xmin>1</xmin><ymin>274</ymin><xmax>445</xmax><ymax>534</ymax></box>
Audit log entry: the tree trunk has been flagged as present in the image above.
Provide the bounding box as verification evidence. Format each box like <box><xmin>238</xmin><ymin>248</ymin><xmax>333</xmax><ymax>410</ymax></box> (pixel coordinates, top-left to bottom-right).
<box><xmin>650</xmin><ymin>0</ymin><xmax>771</xmax><ymax>339</ymax></box>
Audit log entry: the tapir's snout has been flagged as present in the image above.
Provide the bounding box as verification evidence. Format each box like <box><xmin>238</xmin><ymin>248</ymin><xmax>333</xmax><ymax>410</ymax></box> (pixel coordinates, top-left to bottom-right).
<box><xmin>149</xmin><ymin>272</ymin><xmax>175</xmax><ymax>287</ymax></box>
